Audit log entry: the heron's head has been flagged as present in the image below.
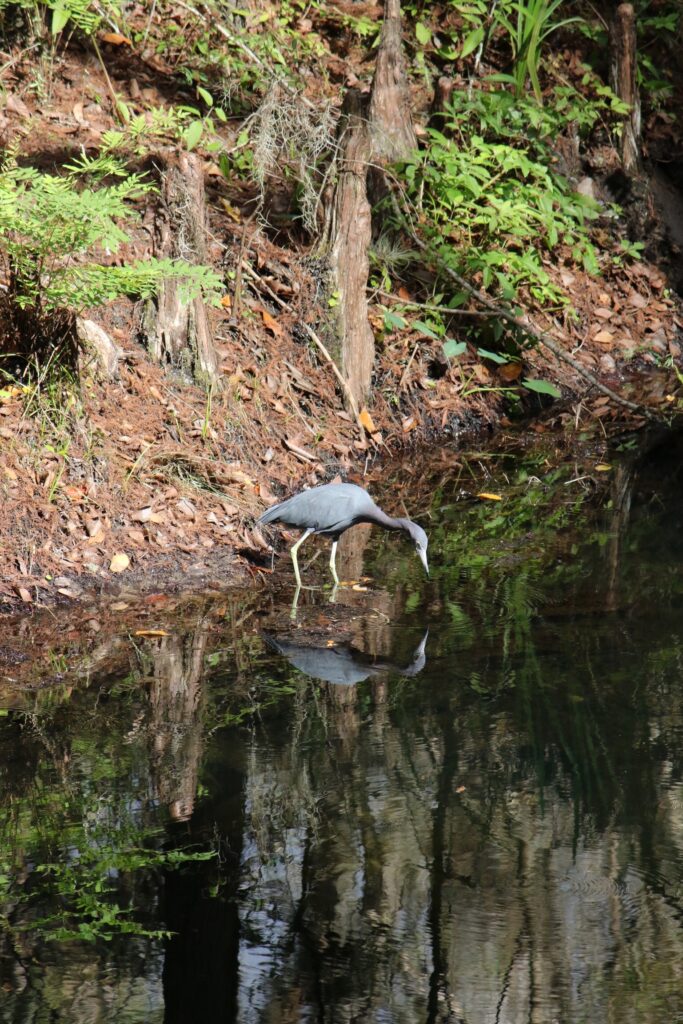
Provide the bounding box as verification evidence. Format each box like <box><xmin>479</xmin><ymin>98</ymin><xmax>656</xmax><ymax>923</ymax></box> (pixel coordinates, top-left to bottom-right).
<box><xmin>404</xmin><ymin>521</ymin><xmax>429</xmax><ymax>576</ymax></box>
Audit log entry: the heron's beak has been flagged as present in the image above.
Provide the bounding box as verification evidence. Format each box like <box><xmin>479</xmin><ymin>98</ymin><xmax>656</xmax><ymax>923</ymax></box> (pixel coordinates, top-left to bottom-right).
<box><xmin>418</xmin><ymin>548</ymin><xmax>429</xmax><ymax>576</ymax></box>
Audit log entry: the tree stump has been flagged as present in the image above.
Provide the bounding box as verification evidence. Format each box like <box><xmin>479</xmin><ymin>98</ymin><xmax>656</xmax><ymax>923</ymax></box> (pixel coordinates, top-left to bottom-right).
<box><xmin>326</xmin><ymin>89</ymin><xmax>375</xmax><ymax>410</ymax></box>
<box><xmin>144</xmin><ymin>152</ymin><xmax>219</xmax><ymax>383</ymax></box>
<box><xmin>609</xmin><ymin>3</ymin><xmax>641</xmax><ymax>174</ymax></box>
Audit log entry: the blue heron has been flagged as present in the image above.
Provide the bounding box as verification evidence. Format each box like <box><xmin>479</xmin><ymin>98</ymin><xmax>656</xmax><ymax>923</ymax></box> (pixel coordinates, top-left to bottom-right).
<box><xmin>256</xmin><ymin>481</ymin><xmax>429</xmax><ymax>586</ymax></box>
<box><xmin>262</xmin><ymin>630</ymin><xmax>429</xmax><ymax>685</ymax></box>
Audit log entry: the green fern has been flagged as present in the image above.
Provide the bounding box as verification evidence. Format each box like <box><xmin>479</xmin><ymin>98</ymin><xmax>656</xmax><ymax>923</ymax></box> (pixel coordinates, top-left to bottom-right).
<box><xmin>0</xmin><ymin>153</ymin><xmax>221</xmax><ymax>324</ymax></box>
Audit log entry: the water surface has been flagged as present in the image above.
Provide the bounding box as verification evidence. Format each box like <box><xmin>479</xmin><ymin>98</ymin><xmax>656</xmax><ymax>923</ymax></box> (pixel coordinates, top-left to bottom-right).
<box><xmin>1</xmin><ymin>435</ymin><xmax>683</xmax><ymax>1023</ymax></box>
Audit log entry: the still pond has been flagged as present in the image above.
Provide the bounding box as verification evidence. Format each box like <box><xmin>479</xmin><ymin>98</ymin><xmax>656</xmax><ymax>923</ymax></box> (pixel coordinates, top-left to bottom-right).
<box><xmin>0</xmin><ymin>434</ymin><xmax>682</xmax><ymax>1023</ymax></box>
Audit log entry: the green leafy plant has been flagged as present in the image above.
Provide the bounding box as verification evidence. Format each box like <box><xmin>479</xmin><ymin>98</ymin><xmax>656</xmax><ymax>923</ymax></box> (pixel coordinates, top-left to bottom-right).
<box><xmin>495</xmin><ymin>0</ymin><xmax>582</xmax><ymax>101</ymax></box>
<box><xmin>399</xmin><ymin>109</ymin><xmax>600</xmax><ymax>305</ymax></box>
<box><xmin>0</xmin><ymin>148</ymin><xmax>221</xmax><ymax>355</ymax></box>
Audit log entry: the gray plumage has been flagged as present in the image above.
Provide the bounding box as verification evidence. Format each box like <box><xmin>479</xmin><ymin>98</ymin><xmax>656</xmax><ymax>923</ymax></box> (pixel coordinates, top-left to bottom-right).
<box><xmin>257</xmin><ymin>482</ymin><xmax>429</xmax><ymax>585</ymax></box>
<box><xmin>262</xmin><ymin>630</ymin><xmax>428</xmax><ymax>685</ymax></box>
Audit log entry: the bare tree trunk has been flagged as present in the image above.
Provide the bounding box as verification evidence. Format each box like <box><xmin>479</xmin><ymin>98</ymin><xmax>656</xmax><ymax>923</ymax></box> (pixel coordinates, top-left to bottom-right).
<box><xmin>321</xmin><ymin>0</ymin><xmax>415</xmax><ymax>411</ymax></box>
<box><xmin>368</xmin><ymin>0</ymin><xmax>417</xmax><ymax>163</ymax></box>
<box><xmin>327</xmin><ymin>89</ymin><xmax>375</xmax><ymax>410</ymax></box>
<box><xmin>144</xmin><ymin>152</ymin><xmax>219</xmax><ymax>383</ymax></box>
<box><xmin>610</xmin><ymin>3</ymin><xmax>641</xmax><ymax>174</ymax></box>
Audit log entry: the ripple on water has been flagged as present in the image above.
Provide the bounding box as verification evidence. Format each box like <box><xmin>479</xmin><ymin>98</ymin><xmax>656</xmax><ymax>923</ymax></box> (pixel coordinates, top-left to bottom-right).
<box><xmin>558</xmin><ymin>866</ymin><xmax>645</xmax><ymax>908</ymax></box>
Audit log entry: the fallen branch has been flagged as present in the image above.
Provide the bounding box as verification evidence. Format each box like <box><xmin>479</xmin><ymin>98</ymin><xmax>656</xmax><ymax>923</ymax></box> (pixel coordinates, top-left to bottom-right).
<box><xmin>392</xmin><ymin>196</ymin><xmax>661</xmax><ymax>422</ymax></box>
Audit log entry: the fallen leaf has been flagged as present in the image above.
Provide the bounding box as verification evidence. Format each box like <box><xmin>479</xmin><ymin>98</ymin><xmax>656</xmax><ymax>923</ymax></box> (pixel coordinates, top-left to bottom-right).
<box><xmin>101</xmin><ymin>31</ymin><xmax>132</xmax><ymax>45</ymax></box>
<box><xmin>261</xmin><ymin>309</ymin><xmax>283</xmax><ymax>337</ymax></box>
<box><xmin>477</xmin><ymin>492</ymin><xmax>502</xmax><ymax>501</ymax></box>
<box><xmin>498</xmin><ymin>362</ymin><xmax>522</xmax><ymax>382</ymax></box>
<box><xmin>220</xmin><ymin>199</ymin><xmax>242</xmax><ymax>222</ymax></box>
<box><xmin>455</xmin><ymin>785</ymin><xmax>466</xmax><ymax>794</ymax></box>
<box><xmin>593</xmin><ymin>330</ymin><xmax>614</xmax><ymax>345</ymax></box>
<box><xmin>73</xmin><ymin>101</ymin><xmax>85</xmax><ymax>123</ymax></box>
<box><xmin>17</xmin><ymin>587</ymin><xmax>32</xmax><ymax>603</ymax></box>
<box><xmin>6</xmin><ymin>94</ymin><xmax>30</xmax><ymax>117</ymax></box>
<box><xmin>134</xmin><ymin>629</ymin><xmax>170</xmax><ymax>637</ymax></box>
<box><xmin>628</xmin><ymin>292</ymin><xmax>648</xmax><ymax>309</ymax></box>
<box><xmin>0</xmin><ymin>385</ymin><xmax>25</xmax><ymax>402</ymax></box>
<box><xmin>84</xmin><ymin>517</ymin><xmax>103</xmax><ymax>539</ymax></box>
<box><xmin>359</xmin><ymin>408</ymin><xmax>376</xmax><ymax>434</ymax></box>
<box><xmin>109</xmin><ymin>552</ymin><xmax>130</xmax><ymax>573</ymax></box>
<box><xmin>220</xmin><ymin>294</ymin><xmax>232</xmax><ymax>308</ymax></box>
<box><xmin>131</xmin><ymin>507</ymin><xmax>152</xmax><ymax>523</ymax></box>
<box><xmin>402</xmin><ymin>415</ymin><xmax>417</xmax><ymax>432</ymax></box>
<box><xmin>594</xmin><ymin>307</ymin><xmax>613</xmax><ymax>320</ymax></box>
<box><xmin>595</xmin><ymin>464</ymin><xmax>612</xmax><ymax>472</ymax></box>
<box><xmin>176</xmin><ymin>498</ymin><xmax>196</xmax><ymax>519</ymax></box>
<box><xmin>110</xmin><ymin>601</ymin><xmax>129</xmax><ymax>611</ymax></box>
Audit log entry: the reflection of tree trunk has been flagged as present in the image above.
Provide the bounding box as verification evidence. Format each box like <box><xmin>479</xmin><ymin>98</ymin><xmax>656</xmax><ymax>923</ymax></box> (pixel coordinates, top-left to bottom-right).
<box><xmin>427</xmin><ymin>718</ymin><xmax>456</xmax><ymax>1023</ymax></box>
<box><xmin>149</xmin><ymin>615</ymin><xmax>210</xmax><ymax>821</ymax></box>
<box><xmin>163</xmin><ymin>732</ymin><xmax>246</xmax><ymax>1024</ymax></box>
<box><xmin>605</xmin><ymin>462</ymin><xmax>634</xmax><ymax>612</ymax></box>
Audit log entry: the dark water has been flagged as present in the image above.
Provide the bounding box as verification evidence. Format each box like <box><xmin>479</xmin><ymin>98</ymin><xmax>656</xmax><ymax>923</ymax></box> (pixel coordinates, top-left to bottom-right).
<box><xmin>1</xmin><ymin>436</ymin><xmax>683</xmax><ymax>1023</ymax></box>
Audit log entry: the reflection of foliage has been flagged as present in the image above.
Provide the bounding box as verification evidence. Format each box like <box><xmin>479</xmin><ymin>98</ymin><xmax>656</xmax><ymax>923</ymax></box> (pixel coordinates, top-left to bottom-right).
<box><xmin>31</xmin><ymin>844</ymin><xmax>213</xmax><ymax>942</ymax></box>
<box><xmin>0</xmin><ymin>691</ymin><xmax>215</xmax><ymax>946</ymax></box>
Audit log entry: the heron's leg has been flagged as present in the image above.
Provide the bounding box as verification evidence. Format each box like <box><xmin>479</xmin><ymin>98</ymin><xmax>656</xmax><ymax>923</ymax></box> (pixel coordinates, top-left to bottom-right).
<box><xmin>290</xmin><ymin>528</ymin><xmax>314</xmax><ymax>587</ymax></box>
<box><xmin>290</xmin><ymin>584</ymin><xmax>302</xmax><ymax>620</ymax></box>
<box><xmin>329</xmin><ymin>540</ymin><xmax>340</xmax><ymax>585</ymax></box>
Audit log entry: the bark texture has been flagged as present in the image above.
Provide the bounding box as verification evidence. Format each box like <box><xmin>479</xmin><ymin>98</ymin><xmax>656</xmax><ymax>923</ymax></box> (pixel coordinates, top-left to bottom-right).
<box><xmin>368</xmin><ymin>0</ymin><xmax>417</xmax><ymax>162</ymax></box>
<box><xmin>609</xmin><ymin>3</ymin><xmax>641</xmax><ymax>174</ymax></box>
<box><xmin>328</xmin><ymin>89</ymin><xmax>375</xmax><ymax>409</ymax></box>
<box><xmin>145</xmin><ymin>152</ymin><xmax>219</xmax><ymax>382</ymax></box>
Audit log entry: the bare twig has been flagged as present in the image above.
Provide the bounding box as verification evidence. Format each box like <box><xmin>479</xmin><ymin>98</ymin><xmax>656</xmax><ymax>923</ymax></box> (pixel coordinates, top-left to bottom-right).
<box><xmin>376</xmin><ymin>290</ymin><xmax>501</xmax><ymax>317</ymax></box>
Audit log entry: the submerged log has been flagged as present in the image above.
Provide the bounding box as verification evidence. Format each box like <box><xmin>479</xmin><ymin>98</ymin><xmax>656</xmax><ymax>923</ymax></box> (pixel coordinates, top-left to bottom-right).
<box><xmin>609</xmin><ymin>3</ymin><xmax>641</xmax><ymax>174</ymax></box>
<box><xmin>144</xmin><ymin>152</ymin><xmax>219</xmax><ymax>383</ymax></box>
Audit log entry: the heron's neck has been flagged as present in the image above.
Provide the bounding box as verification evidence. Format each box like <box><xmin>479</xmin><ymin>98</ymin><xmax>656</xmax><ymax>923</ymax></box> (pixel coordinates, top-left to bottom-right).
<box><xmin>370</xmin><ymin>509</ymin><xmax>412</xmax><ymax>533</ymax></box>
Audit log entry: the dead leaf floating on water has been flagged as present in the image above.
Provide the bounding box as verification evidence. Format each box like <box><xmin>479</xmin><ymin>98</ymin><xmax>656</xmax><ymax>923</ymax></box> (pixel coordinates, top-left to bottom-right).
<box><xmin>109</xmin><ymin>553</ymin><xmax>130</xmax><ymax>573</ymax></box>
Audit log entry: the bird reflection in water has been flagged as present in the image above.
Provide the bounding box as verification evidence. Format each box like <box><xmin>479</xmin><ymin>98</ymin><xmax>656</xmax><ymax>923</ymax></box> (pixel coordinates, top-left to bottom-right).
<box><xmin>262</xmin><ymin>630</ymin><xmax>428</xmax><ymax>686</ymax></box>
